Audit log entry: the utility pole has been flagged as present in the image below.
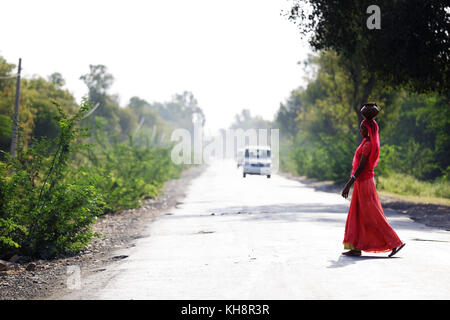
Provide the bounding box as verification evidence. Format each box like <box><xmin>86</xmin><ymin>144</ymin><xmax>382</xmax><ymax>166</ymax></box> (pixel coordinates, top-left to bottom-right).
<box><xmin>10</xmin><ymin>58</ymin><xmax>22</xmax><ymax>158</ymax></box>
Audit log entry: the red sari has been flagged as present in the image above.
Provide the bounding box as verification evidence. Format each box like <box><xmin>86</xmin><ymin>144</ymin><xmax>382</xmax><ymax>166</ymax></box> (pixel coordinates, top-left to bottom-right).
<box><xmin>343</xmin><ymin>120</ymin><xmax>403</xmax><ymax>253</ymax></box>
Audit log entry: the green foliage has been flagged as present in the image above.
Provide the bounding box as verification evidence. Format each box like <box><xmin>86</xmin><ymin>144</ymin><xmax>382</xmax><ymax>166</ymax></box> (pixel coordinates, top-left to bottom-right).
<box><xmin>0</xmin><ymin>114</ymin><xmax>12</xmax><ymax>153</ymax></box>
<box><xmin>0</xmin><ymin>100</ymin><xmax>104</xmax><ymax>258</ymax></box>
<box><xmin>377</xmin><ymin>140</ymin><xmax>438</xmax><ymax>180</ymax></box>
<box><xmin>149</xmin><ymin>91</ymin><xmax>206</xmax><ymax>135</ymax></box>
<box><xmin>287</xmin><ymin>0</ymin><xmax>450</xmax><ymax>94</ymax></box>
<box><xmin>79</xmin><ymin>64</ymin><xmax>134</xmax><ymax>138</ymax></box>
<box><xmin>0</xmin><ymin>56</ymin><xmax>199</xmax><ymax>260</ymax></box>
<box><xmin>379</xmin><ymin>91</ymin><xmax>449</xmax><ymax>180</ymax></box>
<box><xmin>0</xmin><ymin>96</ymin><xmax>186</xmax><ymax>259</ymax></box>
<box><xmin>85</xmin><ymin>135</ymin><xmax>183</xmax><ymax>212</ymax></box>
<box><xmin>0</xmin><ymin>70</ymin><xmax>79</xmax><ymax>151</ymax></box>
<box><xmin>291</xmin><ymin>131</ymin><xmax>355</xmax><ymax>183</ymax></box>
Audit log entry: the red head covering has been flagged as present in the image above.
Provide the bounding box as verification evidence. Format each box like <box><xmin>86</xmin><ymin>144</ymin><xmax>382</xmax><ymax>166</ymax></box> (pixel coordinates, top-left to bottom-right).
<box><xmin>351</xmin><ymin>119</ymin><xmax>380</xmax><ymax>178</ymax></box>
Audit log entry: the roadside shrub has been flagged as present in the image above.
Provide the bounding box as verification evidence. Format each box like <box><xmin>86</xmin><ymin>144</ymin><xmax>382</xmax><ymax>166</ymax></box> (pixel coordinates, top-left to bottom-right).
<box><xmin>85</xmin><ymin>135</ymin><xmax>183</xmax><ymax>212</ymax></box>
<box><xmin>0</xmin><ymin>98</ymin><xmax>186</xmax><ymax>259</ymax></box>
<box><xmin>377</xmin><ymin>141</ymin><xmax>439</xmax><ymax>180</ymax></box>
<box><xmin>291</xmin><ymin>132</ymin><xmax>354</xmax><ymax>183</ymax></box>
<box><xmin>0</xmin><ymin>100</ymin><xmax>105</xmax><ymax>259</ymax></box>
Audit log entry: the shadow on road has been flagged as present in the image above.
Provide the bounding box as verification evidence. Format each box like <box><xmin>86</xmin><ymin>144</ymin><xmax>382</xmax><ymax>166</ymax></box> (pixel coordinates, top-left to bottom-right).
<box><xmin>207</xmin><ymin>203</ymin><xmax>413</xmax><ymax>229</ymax></box>
<box><xmin>164</xmin><ymin>203</ymin><xmax>420</xmax><ymax>232</ymax></box>
<box><xmin>217</xmin><ymin>203</ymin><xmax>347</xmax><ymax>213</ymax></box>
<box><xmin>327</xmin><ymin>255</ymin><xmax>398</xmax><ymax>269</ymax></box>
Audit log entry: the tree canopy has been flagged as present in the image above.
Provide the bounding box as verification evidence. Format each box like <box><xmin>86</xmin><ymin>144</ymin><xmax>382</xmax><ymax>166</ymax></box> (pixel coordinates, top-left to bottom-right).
<box><xmin>287</xmin><ymin>0</ymin><xmax>450</xmax><ymax>95</ymax></box>
<box><xmin>0</xmin><ymin>57</ymin><xmax>206</xmax><ymax>154</ymax></box>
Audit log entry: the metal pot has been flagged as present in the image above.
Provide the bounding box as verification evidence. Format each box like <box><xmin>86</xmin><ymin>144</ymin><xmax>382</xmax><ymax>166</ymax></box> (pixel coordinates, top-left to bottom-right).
<box><xmin>361</xmin><ymin>103</ymin><xmax>379</xmax><ymax>120</ymax></box>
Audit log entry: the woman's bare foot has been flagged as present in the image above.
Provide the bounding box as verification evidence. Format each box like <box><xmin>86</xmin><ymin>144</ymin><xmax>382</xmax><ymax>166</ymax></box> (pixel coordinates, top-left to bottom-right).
<box><xmin>342</xmin><ymin>250</ymin><xmax>361</xmax><ymax>256</ymax></box>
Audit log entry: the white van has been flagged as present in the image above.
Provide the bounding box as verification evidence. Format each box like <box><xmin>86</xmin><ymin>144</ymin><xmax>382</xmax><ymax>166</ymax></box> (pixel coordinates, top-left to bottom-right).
<box><xmin>242</xmin><ymin>146</ymin><xmax>271</xmax><ymax>178</ymax></box>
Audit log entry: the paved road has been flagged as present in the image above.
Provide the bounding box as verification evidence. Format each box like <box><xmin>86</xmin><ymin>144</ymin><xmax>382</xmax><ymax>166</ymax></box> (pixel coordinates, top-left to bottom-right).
<box><xmin>61</xmin><ymin>160</ymin><xmax>450</xmax><ymax>299</ymax></box>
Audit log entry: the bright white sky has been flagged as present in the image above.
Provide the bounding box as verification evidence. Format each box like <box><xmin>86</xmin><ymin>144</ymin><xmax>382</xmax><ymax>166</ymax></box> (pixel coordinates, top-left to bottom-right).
<box><xmin>1</xmin><ymin>0</ymin><xmax>311</xmax><ymax>134</ymax></box>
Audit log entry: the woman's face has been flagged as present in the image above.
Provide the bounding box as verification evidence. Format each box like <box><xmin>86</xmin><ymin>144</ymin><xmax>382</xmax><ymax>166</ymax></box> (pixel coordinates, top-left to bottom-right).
<box><xmin>360</xmin><ymin>123</ymin><xmax>369</xmax><ymax>138</ymax></box>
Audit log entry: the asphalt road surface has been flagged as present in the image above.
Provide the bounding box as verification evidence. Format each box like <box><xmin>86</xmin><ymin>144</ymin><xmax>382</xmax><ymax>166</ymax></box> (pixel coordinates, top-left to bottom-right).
<box><xmin>60</xmin><ymin>159</ymin><xmax>450</xmax><ymax>299</ymax></box>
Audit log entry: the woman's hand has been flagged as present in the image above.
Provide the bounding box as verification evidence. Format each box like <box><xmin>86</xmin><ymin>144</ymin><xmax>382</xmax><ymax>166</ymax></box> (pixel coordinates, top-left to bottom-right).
<box><xmin>341</xmin><ymin>184</ymin><xmax>351</xmax><ymax>199</ymax></box>
<box><xmin>341</xmin><ymin>178</ymin><xmax>355</xmax><ymax>199</ymax></box>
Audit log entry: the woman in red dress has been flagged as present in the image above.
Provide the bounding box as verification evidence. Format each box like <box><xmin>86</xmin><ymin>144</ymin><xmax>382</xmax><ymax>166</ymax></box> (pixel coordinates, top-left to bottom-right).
<box><xmin>341</xmin><ymin>119</ymin><xmax>405</xmax><ymax>257</ymax></box>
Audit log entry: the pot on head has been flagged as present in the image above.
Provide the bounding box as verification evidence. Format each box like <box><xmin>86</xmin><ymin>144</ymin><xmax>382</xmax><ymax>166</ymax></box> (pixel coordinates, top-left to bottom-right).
<box><xmin>361</xmin><ymin>102</ymin><xmax>379</xmax><ymax>120</ymax></box>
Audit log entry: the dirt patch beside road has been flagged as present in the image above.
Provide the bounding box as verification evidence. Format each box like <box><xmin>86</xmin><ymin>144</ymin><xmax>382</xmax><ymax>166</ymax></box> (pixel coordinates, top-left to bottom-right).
<box><xmin>0</xmin><ymin>165</ymin><xmax>205</xmax><ymax>300</ymax></box>
<box><xmin>280</xmin><ymin>172</ymin><xmax>450</xmax><ymax>232</ymax></box>
<box><xmin>379</xmin><ymin>196</ymin><xmax>450</xmax><ymax>231</ymax></box>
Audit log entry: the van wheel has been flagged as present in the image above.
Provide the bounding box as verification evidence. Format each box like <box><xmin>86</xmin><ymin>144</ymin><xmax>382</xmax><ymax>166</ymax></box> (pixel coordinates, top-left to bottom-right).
<box><xmin>267</xmin><ymin>175</ymin><xmax>271</xmax><ymax>178</ymax></box>
<box><xmin>243</xmin><ymin>173</ymin><xmax>246</xmax><ymax>178</ymax></box>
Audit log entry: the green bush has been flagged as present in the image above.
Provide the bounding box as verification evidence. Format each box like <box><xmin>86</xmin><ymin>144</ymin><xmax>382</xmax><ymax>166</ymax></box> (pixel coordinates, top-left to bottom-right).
<box><xmin>291</xmin><ymin>132</ymin><xmax>354</xmax><ymax>183</ymax></box>
<box><xmin>0</xmin><ymin>97</ymin><xmax>187</xmax><ymax>259</ymax></box>
<box><xmin>85</xmin><ymin>135</ymin><xmax>183</xmax><ymax>212</ymax></box>
<box><xmin>377</xmin><ymin>141</ymin><xmax>439</xmax><ymax>180</ymax></box>
<box><xmin>0</xmin><ymin>100</ymin><xmax>105</xmax><ymax>258</ymax></box>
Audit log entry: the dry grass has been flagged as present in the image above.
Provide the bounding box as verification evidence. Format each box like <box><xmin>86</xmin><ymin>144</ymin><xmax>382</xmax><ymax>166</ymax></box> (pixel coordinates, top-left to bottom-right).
<box><xmin>377</xmin><ymin>173</ymin><xmax>450</xmax><ymax>205</ymax></box>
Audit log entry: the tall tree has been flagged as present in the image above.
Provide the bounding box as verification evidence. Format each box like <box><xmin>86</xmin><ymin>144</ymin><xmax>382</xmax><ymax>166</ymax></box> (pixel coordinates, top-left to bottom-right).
<box><xmin>80</xmin><ymin>64</ymin><xmax>114</xmax><ymax>112</ymax></box>
<box><xmin>0</xmin><ymin>57</ymin><xmax>16</xmax><ymax>152</ymax></box>
<box><xmin>80</xmin><ymin>65</ymin><xmax>131</xmax><ymax>137</ymax></box>
<box><xmin>48</xmin><ymin>72</ymin><xmax>65</xmax><ymax>87</ymax></box>
<box><xmin>230</xmin><ymin>109</ymin><xmax>272</xmax><ymax>130</ymax></box>
<box><xmin>287</xmin><ymin>0</ymin><xmax>450</xmax><ymax>95</ymax></box>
